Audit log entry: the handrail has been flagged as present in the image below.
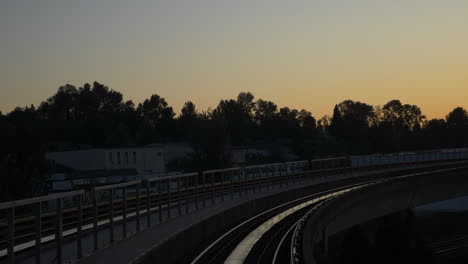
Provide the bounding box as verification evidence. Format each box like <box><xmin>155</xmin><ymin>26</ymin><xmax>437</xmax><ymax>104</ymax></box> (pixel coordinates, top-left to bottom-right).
<box><xmin>0</xmin><ymin>190</ymin><xmax>85</xmax><ymax>210</ymax></box>
<box><xmin>283</xmin><ymin>160</ymin><xmax>309</xmax><ymax>165</ymax></box>
<box><xmin>204</xmin><ymin>167</ymin><xmax>241</xmax><ymax>174</ymax></box>
<box><xmin>2</xmin><ymin>147</ymin><xmax>465</xmax><ymax>208</ymax></box>
<box><xmin>146</xmin><ymin>172</ymin><xmax>198</xmax><ymax>183</ymax></box>
<box><xmin>94</xmin><ymin>180</ymin><xmax>142</xmax><ymax>191</ymax></box>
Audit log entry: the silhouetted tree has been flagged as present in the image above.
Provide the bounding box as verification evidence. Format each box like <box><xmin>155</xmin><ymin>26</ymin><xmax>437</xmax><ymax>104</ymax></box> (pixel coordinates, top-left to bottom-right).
<box><xmin>330</xmin><ymin>100</ymin><xmax>374</xmax><ymax>153</ymax></box>
<box><xmin>1</xmin><ymin>81</ymin><xmax>467</xmax><ymax>201</ymax></box>
<box><xmin>0</xmin><ymin>115</ymin><xmax>50</xmax><ymax>201</ymax></box>
<box><xmin>276</xmin><ymin>107</ymin><xmax>301</xmax><ymax>139</ymax></box>
<box><xmin>212</xmin><ymin>98</ymin><xmax>252</xmax><ymax>144</ymax></box>
<box><xmin>237</xmin><ymin>92</ymin><xmax>255</xmax><ymax>113</ymax></box>
<box><xmin>254</xmin><ymin>99</ymin><xmax>278</xmax><ymax>139</ymax></box>
<box><xmin>422</xmin><ymin>119</ymin><xmax>449</xmax><ymax>149</ymax></box>
<box><xmin>180</xmin><ymin>101</ymin><xmax>198</xmax><ymax>120</ymax></box>
<box><xmin>330</xmin><ymin>104</ymin><xmax>343</xmax><ymax>138</ymax></box>
<box><xmin>177</xmin><ymin>101</ymin><xmax>200</xmax><ymax>141</ymax></box>
<box><xmin>317</xmin><ymin>115</ymin><xmax>331</xmax><ymax>133</ymax></box>
<box><xmin>298</xmin><ymin>110</ymin><xmax>316</xmax><ymax>131</ymax></box>
<box><xmin>137</xmin><ymin>94</ymin><xmax>175</xmax><ymax>140</ymax></box>
<box><xmin>446</xmin><ymin>107</ymin><xmax>468</xmax><ymax>147</ymax></box>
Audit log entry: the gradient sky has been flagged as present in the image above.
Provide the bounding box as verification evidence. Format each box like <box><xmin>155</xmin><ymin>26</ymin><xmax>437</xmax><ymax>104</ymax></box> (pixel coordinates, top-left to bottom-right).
<box><xmin>2</xmin><ymin>0</ymin><xmax>468</xmax><ymax>119</ymax></box>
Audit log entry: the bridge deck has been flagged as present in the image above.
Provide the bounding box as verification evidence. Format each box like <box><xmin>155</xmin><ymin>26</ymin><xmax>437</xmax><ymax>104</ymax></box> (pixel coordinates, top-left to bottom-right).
<box><xmin>71</xmin><ymin>163</ymin><xmax>448</xmax><ymax>264</ymax></box>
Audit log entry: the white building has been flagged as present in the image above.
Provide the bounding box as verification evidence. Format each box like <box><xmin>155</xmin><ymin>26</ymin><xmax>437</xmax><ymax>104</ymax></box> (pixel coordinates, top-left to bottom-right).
<box><xmin>46</xmin><ymin>144</ymin><xmax>165</xmax><ymax>174</ymax></box>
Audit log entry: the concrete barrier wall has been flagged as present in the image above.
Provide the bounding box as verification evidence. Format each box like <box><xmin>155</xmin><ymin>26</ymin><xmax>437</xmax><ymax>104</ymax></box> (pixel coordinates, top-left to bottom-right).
<box><xmin>302</xmin><ymin>166</ymin><xmax>468</xmax><ymax>264</ymax></box>
<box><xmin>351</xmin><ymin>149</ymin><xmax>468</xmax><ymax>167</ymax></box>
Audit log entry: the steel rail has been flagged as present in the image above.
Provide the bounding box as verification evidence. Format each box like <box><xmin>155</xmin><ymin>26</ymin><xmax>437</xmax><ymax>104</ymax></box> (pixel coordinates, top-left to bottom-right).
<box><xmin>190</xmin><ymin>178</ymin><xmax>385</xmax><ymax>264</ymax></box>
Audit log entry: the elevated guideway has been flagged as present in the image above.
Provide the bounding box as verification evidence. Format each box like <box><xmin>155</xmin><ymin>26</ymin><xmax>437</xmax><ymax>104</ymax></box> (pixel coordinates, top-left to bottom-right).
<box><xmin>188</xmin><ymin>162</ymin><xmax>468</xmax><ymax>264</ymax></box>
<box><xmin>300</xmin><ymin>163</ymin><xmax>468</xmax><ymax>264</ymax></box>
<box><xmin>0</xmin><ymin>148</ymin><xmax>467</xmax><ymax>264</ymax></box>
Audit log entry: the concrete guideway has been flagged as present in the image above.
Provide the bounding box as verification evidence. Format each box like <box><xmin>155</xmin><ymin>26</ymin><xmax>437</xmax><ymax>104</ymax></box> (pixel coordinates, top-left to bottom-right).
<box><xmin>213</xmin><ymin>185</ymin><xmax>362</xmax><ymax>264</ymax></box>
<box><xmin>80</xmin><ymin>161</ymin><xmax>468</xmax><ymax>264</ymax></box>
<box><xmin>191</xmin><ymin>168</ymin><xmax>418</xmax><ymax>264</ymax></box>
<box><xmin>301</xmin><ymin>164</ymin><xmax>468</xmax><ymax>264</ymax></box>
<box><xmin>2</xmin><ymin>151</ymin><xmax>467</xmax><ymax>264</ymax></box>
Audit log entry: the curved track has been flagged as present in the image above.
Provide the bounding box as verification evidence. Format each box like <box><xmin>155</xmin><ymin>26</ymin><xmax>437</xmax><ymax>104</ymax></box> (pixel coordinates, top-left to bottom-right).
<box><xmin>190</xmin><ymin>162</ymin><xmax>468</xmax><ymax>264</ymax></box>
<box><xmin>190</xmin><ymin>180</ymin><xmax>377</xmax><ymax>264</ymax></box>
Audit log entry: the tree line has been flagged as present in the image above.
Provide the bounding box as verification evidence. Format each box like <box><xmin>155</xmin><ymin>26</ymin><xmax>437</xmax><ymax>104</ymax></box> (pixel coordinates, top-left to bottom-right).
<box><xmin>1</xmin><ymin>81</ymin><xmax>467</xmax><ymax>201</ymax></box>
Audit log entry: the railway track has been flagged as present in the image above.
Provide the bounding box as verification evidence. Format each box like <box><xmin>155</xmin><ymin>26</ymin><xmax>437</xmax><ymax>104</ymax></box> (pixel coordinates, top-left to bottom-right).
<box><xmin>189</xmin><ymin>162</ymin><xmax>468</xmax><ymax>264</ymax></box>
<box><xmin>431</xmin><ymin>236</ymin><xmax>468</xmax><ymax>256</ymax></box>
<box><xmin>190</xmin><ymin>180</ymin><xmax>378</xmax><ymax>264</ymax></box>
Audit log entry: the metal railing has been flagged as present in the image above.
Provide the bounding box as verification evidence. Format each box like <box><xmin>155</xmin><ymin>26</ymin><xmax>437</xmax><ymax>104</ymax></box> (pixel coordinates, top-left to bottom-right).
<box><xmin>1</xmin><ymin>148</ymin><xmax>468</xmax><ymax>264</ymax></box>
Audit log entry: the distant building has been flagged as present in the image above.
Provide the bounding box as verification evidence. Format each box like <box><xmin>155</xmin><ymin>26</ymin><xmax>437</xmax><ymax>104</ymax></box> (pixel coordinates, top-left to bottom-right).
<box><xmin>163</xmin><ymin>142</ymin><xmax>194</xmax><ymax>164</ymax></box>
<box><xmin>46</xmin><ymin>144</ymin><xmax>165</xmax><ymax>174</ymax></box>
<box><xmin>231</xmin><ymin>147</ymin><xmax>247</xmax><ymax>166</ymax></box>
<box><xmin>232</xmin><ymin>141</ymin><xmax>300</xmax><ymax>165</ymax></box>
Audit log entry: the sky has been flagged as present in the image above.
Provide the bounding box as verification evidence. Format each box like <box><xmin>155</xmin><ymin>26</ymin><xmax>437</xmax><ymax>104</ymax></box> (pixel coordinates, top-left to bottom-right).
<box><xmin>1</xmin><ymin>0</ymin><xmax>468</xmax><ymax>119</ymax></box>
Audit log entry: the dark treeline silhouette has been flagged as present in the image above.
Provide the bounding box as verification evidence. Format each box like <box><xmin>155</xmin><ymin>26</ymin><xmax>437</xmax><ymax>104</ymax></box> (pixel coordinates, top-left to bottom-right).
<box><xmin>1</xmin><ymin>81</ymin><xmax>467</xmax><ymax>201</ymax></box>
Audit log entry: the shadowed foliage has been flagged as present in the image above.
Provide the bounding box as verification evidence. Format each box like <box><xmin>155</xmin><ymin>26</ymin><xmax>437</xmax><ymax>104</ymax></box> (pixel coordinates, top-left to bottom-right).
<box><xmin>0</xmin><ymin>82</ymin><xmax>467</xmax><ymax>201</ymax></box>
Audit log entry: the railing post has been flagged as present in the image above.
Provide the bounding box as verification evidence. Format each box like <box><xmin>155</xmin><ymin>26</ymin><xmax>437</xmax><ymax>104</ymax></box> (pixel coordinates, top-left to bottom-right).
<box><xmin>270</xmin><ymin>165</ymin><xmax>275</xmax><ymax>190</ymax></box>
<box><xmin>167</xmin><ymin>180</ymin><xmax>171</xmax><ymax>219</ymax></box>
<box><xmin>56</xmin><ymin>198</ymin><xmax>63</xmax><ymax>264</ymax></box>
<box><xmin>109</xmin><ymin>189</ymin><xmax>115</xmax><ymax>243</ymax></box>
<box><xmin>245</xmin><ymin>168</ymin><xmax>249</xmax><ymax>193</ymax></box>
<box><xmin>211</xmin><ymin>173</ymin><xmax>216</xmax><ymax>205</ymax></box>
<box><xmin>7</xmin><ymin>207</ymin><xmax>15</xmax><ymax>264</ymax></box>
<box><xmin>230</xmin><ymin>171</ymin><xmax>234</xmax><ymax>199</ymax></box>
<box><xmin>238</xmin><ymin>170</ymin><xmax>242</xmax><ymax>194</ymax></box>
<box><xmin>185</xmin><ymin>175</ymin><xmax>190</xmax><ymax>214</ymax></box>
<box><xmin>195</xmin><ymin>174</ymin><xmax>199</xmax><ymax>210</ymax></box>
<box><xmin>158</xmin><ymin>180</ymin><xmax>163</xmax><ymax>223</ymax></box>
<box><xmin>77</xmin><ymin>194</ymin><xmax>83</xmax><ymax>259</ymax></box>
<box><xmin>202</xmin><ymin>172</ymin><xmax>206</xmax><ymax>208</ymax></box>
<box><xmin>279</xmin><ymin>164</ymin><xmax>283</xmax><ymax>187</ymax></box>
<box><xmin>146</xmin><ymin>181</ymin><xmax>151</xmax><ymax>227</ymax></box>
<box><xmin>253</xmin><ymin>168</ymin><xmax>257</xmax><ymax>193</ymax></box>
<box><xmin>292</xmin><ymin>163</ymin><xmax>296</xmax><ymax>182</ymax></box>
<box><xmin>122</xmin><ymin>187</ymin><xmax>128</xmax><ymax>238</ymax></box>
<box><xmin>277</xmin><ymin>164</ymin><xmax>281</xmax><ymax>188</ymax></box>
<box><xmin>221</xmin><ymin>172</ymin><xmax>225</xmax><ymax>201</ymax></box>
<box><xmin>178</xmin><ymin>176</ymin><xmax>182</xmax><ymax>216</ymax></box>
<box><xmin>238</xmin><ymin>170</ymin><xmax>243</xmax><ymax>197</ymax></box>
<box><xmin>35</xmin><ymin>202</ymin><xmax>42</xmax><ymax>264</ymax></box>
<box><xmin>136</xmin><ymin>184</ymin><xmax>141</xmax><ymax>231</ymax></box>
<box><xmin>92</xmin><ymin>189</ymin><xmax>98</xmax><ymax>251</ymax></box>
<box><xmin>248</xmin><ymin>168</ymin><xmax>253</xmax><ymax>193</ymax></box>
<box><xmin>268</xmin><ymin>166</ymin><xmax>272</xmax><ymax>190</ymax></box>
<box><xmin>281</xmin><ymin>164</ymin><xmax>285</xmax><ymax>186</ymax></box>
<box><xmin>261</xmin><ymin>167</ymin><xmax>265</xmax><ymax>191</ymax></box>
